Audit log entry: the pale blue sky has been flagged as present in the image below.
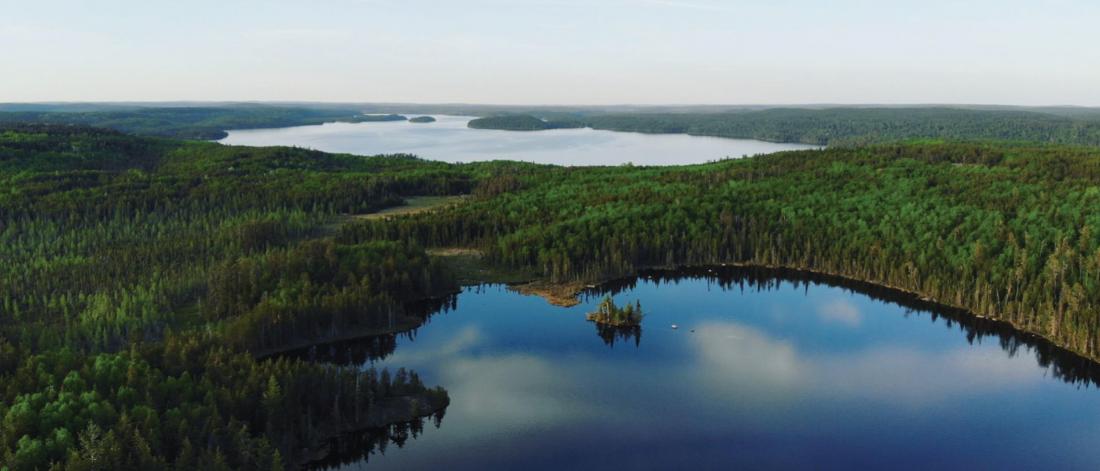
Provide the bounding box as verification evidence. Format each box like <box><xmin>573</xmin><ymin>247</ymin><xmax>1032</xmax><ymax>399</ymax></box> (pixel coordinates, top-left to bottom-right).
<box><xmin>2</xmin><ymin>0</ymin><xmax>1098</xmax><ymax>105</ymax></box>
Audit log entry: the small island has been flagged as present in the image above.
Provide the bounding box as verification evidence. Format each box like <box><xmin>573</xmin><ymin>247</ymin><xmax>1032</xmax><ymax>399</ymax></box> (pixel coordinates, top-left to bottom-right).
<box><xmin>586</xmin><ymin>296</ymin><xmax>644</xmax><ymax>327</ymax></box>
<box><xmin>409</xmin><ymin>116</ymin><xmax>436</xmax><ymax>123</ymax></box>
<box><xmin>354</xmin><ymin>113</ymin><xmax>408</xmax><ymax>122</ymax></box>
<box><xmin>468</xmin><ymin>114</ymin><xmax>583</xmax><ymax>131</ymax></box>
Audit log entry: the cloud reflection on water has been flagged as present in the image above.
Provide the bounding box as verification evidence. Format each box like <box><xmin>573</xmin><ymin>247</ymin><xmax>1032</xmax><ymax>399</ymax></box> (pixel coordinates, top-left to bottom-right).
<box><xmin>817</xmin><ymin>297</ymin><xmax>863</xmax><ymax>327</ymax></box>
<box><xmin>691</xmin><ymin>321</ymin><xmax>1042</xmax><ymax>409</ymax></box>
<box><xmin>375</xmin><ymin>317</ymin><xmax>1045</xmax><ymax>460</ymax></box>
<box><xmin>342</xmin><ymin>276</ymin><xmax>1100</xmax><ymax>470</ymax></box>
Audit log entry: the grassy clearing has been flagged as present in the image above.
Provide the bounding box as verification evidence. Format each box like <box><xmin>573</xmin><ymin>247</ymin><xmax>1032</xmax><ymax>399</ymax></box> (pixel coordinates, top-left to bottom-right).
<box><xmin>354</xmin><ymin>195</ymin><xmax>468</xmax><ymax>220</ymax></box>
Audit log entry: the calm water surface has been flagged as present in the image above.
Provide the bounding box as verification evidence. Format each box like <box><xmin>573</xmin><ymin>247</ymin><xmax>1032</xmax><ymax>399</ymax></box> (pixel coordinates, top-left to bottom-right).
<box><xmin>311</xmin><ymin>269</ymin><xmax>1100</xmax><ymax>470</ymax></box>
<box><xmin>219</xmin><ymin>115</ymin><xmax>818</xmax><ymax>166</ymax></box>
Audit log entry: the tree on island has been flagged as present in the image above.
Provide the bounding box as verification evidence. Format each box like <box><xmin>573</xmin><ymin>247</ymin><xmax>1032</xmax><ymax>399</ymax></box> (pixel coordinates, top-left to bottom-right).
<box><xmin>586</xmin><ymin>296</ymin><xmax>643</xmax><ymax>327</ymax></box>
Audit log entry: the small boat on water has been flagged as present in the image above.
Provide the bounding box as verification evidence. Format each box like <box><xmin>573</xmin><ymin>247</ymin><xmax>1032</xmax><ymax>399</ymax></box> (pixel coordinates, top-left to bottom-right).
<box><xmin>671</xmin><ymin>324</ymin><xmax>679</xmax><ymax>329</ymax></box>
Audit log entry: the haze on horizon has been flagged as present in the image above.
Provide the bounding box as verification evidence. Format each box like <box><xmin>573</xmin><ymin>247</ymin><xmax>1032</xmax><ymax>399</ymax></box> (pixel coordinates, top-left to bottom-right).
<box><xmin>3</xmin><ymin>0</ymin><xmax>1098</xmax><ymax>106</ymax></box>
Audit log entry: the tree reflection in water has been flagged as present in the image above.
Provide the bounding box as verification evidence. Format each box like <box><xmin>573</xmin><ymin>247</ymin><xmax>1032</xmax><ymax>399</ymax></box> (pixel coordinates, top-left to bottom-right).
<box><xmin>585</xmin><ymin>265</ymin><xmax>1100</xmax><ymax>388</ymax></box>
<box><xmin>285</xmin><ymin>265</ymin><xmax>1100</xmax><ymax>468</ymax></box>
<box><xmin>305</xmin><ymin>409</ymin><xmax>446</xmax><ymax>470</ymax></box>
<box><xmin>594</xmin><ymin>322</ymin><xmax>642</xmax><ymax>348</ymax></box>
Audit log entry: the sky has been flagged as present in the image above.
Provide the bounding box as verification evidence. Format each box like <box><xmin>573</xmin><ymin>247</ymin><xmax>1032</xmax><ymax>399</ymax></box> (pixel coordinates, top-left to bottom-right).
<box><xmin>2</xmin><ymin>0</ymin><xmax>1098</xmax><ymax>105</ymax></box>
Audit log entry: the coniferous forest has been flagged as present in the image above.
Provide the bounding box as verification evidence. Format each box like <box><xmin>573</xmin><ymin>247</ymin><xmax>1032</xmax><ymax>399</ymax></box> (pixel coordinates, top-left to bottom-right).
<box><xmin>0</xmin><ymin>125</ymin><xmax>463</xmax><ymax>469</ymax></box>
<box><xmin>5</xmin><ymin>118</ymin><xmax>1100</xmax><ymax>468</ymax></box>
<box><xmin>8</xmin><ymin>105</ymin><xmax>1100</xmax><ymax>146</ymax></box>
<box><xmin>7</xmin><ymin>0</ymin><xmax>1100</xmax><ymax>467</ymax></box>
<box><xmin>467</xmin><ymin>107</ymin><xmax>1100</xmax><ymax>146</ymax></box>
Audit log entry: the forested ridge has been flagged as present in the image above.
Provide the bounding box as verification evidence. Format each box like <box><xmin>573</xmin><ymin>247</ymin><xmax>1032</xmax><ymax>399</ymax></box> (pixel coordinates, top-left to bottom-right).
<box><xmin>469</xmin><ymin>108</ymin><xmax>1100</xmax><ymax>146</ymax></box>
<box><xmin>0</xmin><ymin>107</ymin><xmax>371</xmax><ymax>140</ymax></box>
<box><xmin>7</xmin><ymin>121</ymin><xmax>1100</xmax><ymax>469</ymax></box>
<box><xmin>12</xmin><ymin>104</ymin><xmax>1100</xmax><ymax>147</ymax></box>
<box><xmin>467</xmin><ymin>115</ymin><xmax>579</xmax><ymax>131</ymax></box>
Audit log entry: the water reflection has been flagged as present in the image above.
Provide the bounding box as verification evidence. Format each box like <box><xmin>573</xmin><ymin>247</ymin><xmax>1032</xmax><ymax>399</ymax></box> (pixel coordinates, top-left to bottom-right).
<box><xmin>593</xmin><ymin>323</ymin><xmax>642</xmax><ymax>348</ymax></box>
<box><xmin>587</xmin><ymin>266</ymin><xmax>1100</xmax><ymax>387</ymax></box>
<box><xmin>306</xmin><ymin>412</ymin><xmax>445</xmax><ymax>470</ymax></box>
<box><xmin>691</xmin><ymin>320</ymin><xmax>1039</xmax><ymax>408</ymax></box>
<box><xmin>296</xmin><ymin>267</ymin><xmax>1100</xmax><ymax>469</ymax></box>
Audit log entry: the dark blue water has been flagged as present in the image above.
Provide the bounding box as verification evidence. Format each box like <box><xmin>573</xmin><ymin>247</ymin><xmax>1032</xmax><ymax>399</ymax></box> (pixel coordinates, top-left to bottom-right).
<box><xmin>321</xmin><ymin>269</ymin><xmax>1100</xmax><ymax>470</ymax></box>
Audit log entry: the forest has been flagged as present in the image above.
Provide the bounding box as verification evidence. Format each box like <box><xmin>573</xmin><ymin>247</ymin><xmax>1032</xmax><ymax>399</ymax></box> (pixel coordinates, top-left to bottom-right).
<box><xmin>356</xmin><ymin>115</ymin><xmax>408</xmax><ymax>122</ymax></box>
<box><xmin>467</xmin><ymin>108</ymin><xmax>1100</xmax><ymax>146</ymax></box>
<box><xmin>0</xmin><ymin>106</ymin><xmax>369</xmax><ymax>140</ymax></box>
<box><xmin>9</xmin><ymin>104</ymin><xmax>1100</xmax><ymax>147</ymax></box>
<box><xmin>342</xmin><ymin>140</ymin><xmax>1100</xmax><ymax>362</ymax></box>
<box><xmin>0</xmin><ymin>124</ymin><xmax>471</xmax><ymax>469</ymax></box>
<box><xmin>467</xmin><ymin>115</ymin><xmax>581</xmax><ymax>131</ymax></box>
<box><xmin>6</xmin><ymin>119</ymin><xmax>1100</xmax><ymax>469</ymax></box>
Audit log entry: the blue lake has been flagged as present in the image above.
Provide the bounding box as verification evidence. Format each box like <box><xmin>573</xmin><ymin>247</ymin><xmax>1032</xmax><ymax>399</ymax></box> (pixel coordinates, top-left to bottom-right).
<box><xmin>306</xmin><ymin>269</ymin><xmax>1100</xmax><ymax>470</ymax></box>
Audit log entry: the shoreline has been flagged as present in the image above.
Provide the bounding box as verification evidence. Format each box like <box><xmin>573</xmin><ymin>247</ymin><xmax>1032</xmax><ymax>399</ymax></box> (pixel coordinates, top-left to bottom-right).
<box><xmin>506</xmin><ymin>261</ymin><xmax>1100</xmax><ymax>368</ymax></box>
<box><xmin>261</xmin><ymin>257</ymin><xmax>1100</xmax><ymax>468</ymax></box>
<box><xmin>261</xmin><ymin>254</ymin><xmax>1100</xmax><ymax>377</ymax></box>
<box><xmin>299</xmin><ymin>392</ymin><xmax>449</xmax><ymax>468</ymax></box>
<box><xmin>255</xmin><ymin>289</ymin><xmax>462</xmax><ymax>359</ymax></box>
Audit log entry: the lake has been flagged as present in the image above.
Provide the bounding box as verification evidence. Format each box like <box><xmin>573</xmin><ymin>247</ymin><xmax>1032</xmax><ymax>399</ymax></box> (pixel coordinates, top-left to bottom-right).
<box><xmin>302</xmin><ymin>268</ymin><xmax>1100</xmax><ymax>470</ymax></box>
<box><xmin>218</xmin><ymin>115</ymin><xmax>818</xmax><ymax>166</ymax></box>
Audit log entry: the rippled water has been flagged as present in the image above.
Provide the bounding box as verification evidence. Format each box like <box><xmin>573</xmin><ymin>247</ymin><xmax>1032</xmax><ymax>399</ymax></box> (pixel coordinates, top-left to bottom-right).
<box><xmin>219</xmin><ymin>115</ymin><xmax>818</xmax><ymax>166</ymax></box>
<box><xmin>301</xmin><ymin>268</ymin><xmax>1100</xmax><ymax>470</ymax></box>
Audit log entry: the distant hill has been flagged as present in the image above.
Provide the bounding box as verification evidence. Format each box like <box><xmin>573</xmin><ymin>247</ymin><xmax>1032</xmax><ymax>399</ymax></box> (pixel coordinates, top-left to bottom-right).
<box><xmin>4</xmin><ymin>104</ymin><xmax>1100</xmax><ymax>147</ymax></box>
<box><xmin>356</xmin><ymin>114</ymin><xmax>407</xmax><ymax>122</ymax></box>
<box><xmin>468</xmin><ymin>114</ymin><xmax>583</xmax><ymax>131</ymax></box>
<box><xmin>468</xmin><ymin>108</ymin><xmax>1100</xmax><ymax>147</ymax></box>
<box><xmin>0</xmin><ymin>106</ymin><xmax>369</xmax><ymax>139</ymax></box>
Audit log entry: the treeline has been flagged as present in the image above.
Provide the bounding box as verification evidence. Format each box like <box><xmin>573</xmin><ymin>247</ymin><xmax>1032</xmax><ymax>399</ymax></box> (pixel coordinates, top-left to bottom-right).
<box><xmin>469</xmin><ymin>108</ymin><xmax>1100</xmax><ymax>146</ymax></box>
<box><xmin>592</xmin><ymin>266</ymin><xmax>1100</xmax><ymax>384</ymax></box>
<box><xmin>355</xmin><ymin>114</ymin><xmax>407</xmax><ymax>122</ymax></box>
<box><xmin>0</xmin><ymin>106</ymin><xmax>370</xmax><ymax>140</ymax></box>
<box><xmin>345</xmin><ymin>141</ymin><xmax>1100</xmax><ymax>361</ymax></box>
<box><xmin>208</xmin><ymin>239</ymin><xmax>456</xmax><ymax>353</ymax></box>
<box><xmin>0</xmin><ymin>125</ymin><xmax>472</xmax><ymax>468</ymax></box>
<box><xmin>0</xmin><ymin>344</ymin><xmax>446</xmax><ymax>470</ymax></box>
<box><xmin>586</xmin><ymin>296</ymin><xmax>643</xmax><ymax>327</ymax></box>
<box><xmin>467</xmin><ymin>114</ymin><xmax>582</xmax><ymax>131</ymax></box>
<box><xmin>9</xmin><ymin>104</ymin><xmax>1100</xmax><ymax>146</ymax></box>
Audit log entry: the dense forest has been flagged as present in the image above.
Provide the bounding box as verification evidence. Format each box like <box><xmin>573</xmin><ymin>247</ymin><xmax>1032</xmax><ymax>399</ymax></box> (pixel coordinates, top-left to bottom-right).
<box><xmin>356</xmin><ymin>114</ymin><xmax>408</xmax><ymax>123</ymax></box>
<box><xmin>9</xmin><ymin>104</ymin><xmax>1100</xmax><ymax>147</ymax></box>
<box><xmin>0</xmin><ymin>125</ymin><xmax>474</xmax><ymax>469</ymax></box>
<box><xmin>0</xmin><ymin>106</ymin><xmax>369</xmax><ymax>140</ymax></box>
<box><xmin>342</xmin><ymin>141</ymin><xmax>1100</xmax><ymax>362</ymax></box>
<box><xmin>467</xmin><ymin>115</ymin><xmax>581</xmax><ymax>131</ymax></box>
<box><xmin>7</xmin><ymin>117</ymin><xmax>1100</xmax><ymax>468</ymax></box>
<box><xmin>468</xmin><ymin>108</ymin><xmax>1100</xmax><ymax>146</ymax></box>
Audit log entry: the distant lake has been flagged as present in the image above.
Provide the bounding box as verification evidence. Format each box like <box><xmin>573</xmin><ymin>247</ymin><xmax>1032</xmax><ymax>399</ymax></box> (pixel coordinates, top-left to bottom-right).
<box><xmin>298</xmin><ymin>268</ymin><xmax>1100</xmax><ymax>470</ymax></box>
<box><xmin>219</xmin><ymin>115</ymin><xmax>818</xmax><ymax>166</ymax></box>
